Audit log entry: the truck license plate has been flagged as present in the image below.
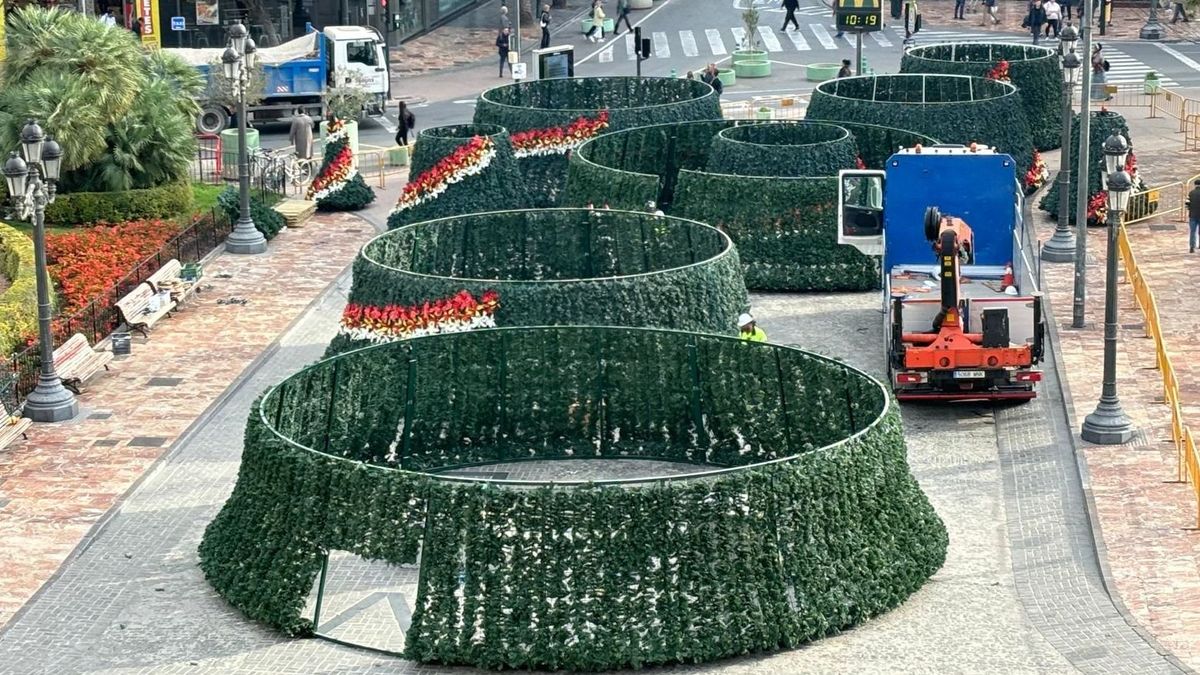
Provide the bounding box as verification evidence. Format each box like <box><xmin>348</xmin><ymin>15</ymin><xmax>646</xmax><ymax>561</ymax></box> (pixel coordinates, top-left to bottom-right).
<box><xmin>954</xmin><ymin>370</ymin><xmax>986</xmax><ymax>379</ymax></box>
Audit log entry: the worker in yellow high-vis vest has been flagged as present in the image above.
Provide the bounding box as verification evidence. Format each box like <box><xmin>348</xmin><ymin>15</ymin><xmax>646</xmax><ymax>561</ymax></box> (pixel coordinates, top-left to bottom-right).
<box><xmin>738</xmin><ymin>313</ymin><xmax>767</xmax><ymax>342</ymax></box>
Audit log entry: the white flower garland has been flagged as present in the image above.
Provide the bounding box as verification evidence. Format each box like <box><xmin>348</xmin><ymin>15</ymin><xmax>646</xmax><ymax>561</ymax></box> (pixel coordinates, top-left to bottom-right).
<box><xmin>392</xmin><ymin>146</ymin><xmax>497</xmax><ymax>214</ymax></box>
<box><xmin>338</xmin><ymin>314</ymin><xmax>497</xmax><ymax>345</ymax></box>
<box><xmin>512</xmin><ymin>140</ymin><xmax>587</xmax><ymax>159</ymax></box>
<box><xmin>312</xmin><ymin>167</ymin><xmax>360</xmax><ymax>202</ymax></box>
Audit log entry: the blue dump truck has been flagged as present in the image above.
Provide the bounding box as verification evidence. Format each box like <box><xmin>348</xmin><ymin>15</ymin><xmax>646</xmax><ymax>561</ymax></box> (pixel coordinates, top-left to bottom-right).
<box><xmin>166</xmin><ymin>26</ymin><xmax>390</xmax><ymax>134</ymax></box>
<box><xmin>837</xmin><ymin>144</ymin><xmax>1046</xmax><ymax>401</ymax></box>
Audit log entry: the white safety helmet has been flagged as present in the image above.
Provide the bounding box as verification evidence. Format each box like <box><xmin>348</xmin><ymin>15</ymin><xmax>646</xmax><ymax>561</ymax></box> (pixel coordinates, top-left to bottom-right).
<box><xmin>738</xmin><ymin>313</ymin><xmax>755</xmax><ymax>328</ymax></box>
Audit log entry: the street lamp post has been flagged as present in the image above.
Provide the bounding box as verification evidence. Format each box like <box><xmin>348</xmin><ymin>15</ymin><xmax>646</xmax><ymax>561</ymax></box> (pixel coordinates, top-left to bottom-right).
<box><xmin>222</xmin><ymin>24</ymin><xmax>267</xmax><ymax>255</ymax></box>
<box><xmin>1072</xmin><ymin>2</ymin><xmax>1096</xmax><ymax>328</ymax></box>
<box><xmin>1140</xmin><ymin>0</ymin><xmax>1166</xmax><ymax>40</ymax></box>
<box><xmin>1081</xmin><ymin>133</ymin><xmax>1136</xmax><ymax>445</ymax></box>
<box><xmin>2</xmin><ymin>120</ymin><xmax>77</xmax><ymax>422</ymax></box>
<box><xmin>1043</xmin><ymin>25</ymin><xmax>1082</xmax><ymax>263</ymax></box>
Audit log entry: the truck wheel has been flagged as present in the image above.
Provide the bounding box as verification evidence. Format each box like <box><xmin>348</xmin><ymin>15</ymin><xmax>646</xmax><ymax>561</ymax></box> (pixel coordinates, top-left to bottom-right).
<box><xmin>196</xmin><ymin>106</ymin><xmax>229</xmax><ymax>135</ymax></box>
<box><xmin>923</xmin><ymin>206</ymin><xmax>942</xmax><ymax>242</ymax></box>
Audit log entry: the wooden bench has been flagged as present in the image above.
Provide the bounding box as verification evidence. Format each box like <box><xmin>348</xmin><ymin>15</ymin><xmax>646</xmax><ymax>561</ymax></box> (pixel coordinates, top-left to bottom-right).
<box><xmin>0</xmin><ymin>401</ymin><xmax>31</xmax><ymax>452</ymax></box>
<box><xmin>54</xmin><ymin>332</ymin><xmax>113</xmax><ymax>394</ymax></box>
<box><xmin>146</xmin><ymin>258</ymin><xmax>199</xmax><ymax>305</ymax></box>
<box><xmin>116</xmin><ymin>281</ymin><xmax>176</xmax><ymax>337</ymax></box>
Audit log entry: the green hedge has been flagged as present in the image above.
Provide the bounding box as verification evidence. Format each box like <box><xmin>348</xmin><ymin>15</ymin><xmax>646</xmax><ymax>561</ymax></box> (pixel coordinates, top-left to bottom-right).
<box><xmin>900</xmin><ymin>43</ymin><xmax>1062</xmax><ymax>151</ymax></box>
<box><xmin>566</xmin><ymin>120</ymin><xmax>894</xmax><ymax>290</ymax></box>
<box><xmin>706</xmin><ymin>121</ymin><xmax>858</xmax><ymax>177</ymax></box>
<box><xmin>806</xmin><ymin>74</ymin><xmax>1034</xmax><ymax>178</ymax></box>
<box><xmin>1039</xmin><ymin>110</ymin><xmax>1131</xmax><ymax>224</ymax></box>
<box><xmin>332</xmin><ymin>209</ymin><xmax>747</xmax><ymax>354</ymax></box>
<box><xmin>43</xmin><ymin>181</ymin><xmax>194</xmax><ymax>226</ymax></box>
<box><xmin>389</xmin><ymin>124</ymin><xmax>528</xmax><ymax>230</ymax></box>
<box><xmin>0</xmin><ymin>223</ymin><xmax>39</xmax><ymax>355</ymax></box>
<box><xmin>199</xmin><ymin>327</ymin><xmax>948</xmax><ymax>670</ymax></box>
<box><xmin>218</xmin><ymin>187</ymin><xmax>285</xmax><ymax>240</ymax></box>
<box><xmin>473</xmin><ymin>77</ymin><xmax>721</xmax><ymax>207</ymax></box>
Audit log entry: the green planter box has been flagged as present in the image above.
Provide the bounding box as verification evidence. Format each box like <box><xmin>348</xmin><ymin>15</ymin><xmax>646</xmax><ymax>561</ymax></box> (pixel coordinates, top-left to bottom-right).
<box><xmin>387</xmin><ymin>144</ymin><xmax>411</xmax><ymax>166</ymax></box>
<box><xmin>1145</xmin><ymin>76</ymin><xmax>1161</xmax><ymax>94</ymax></box>
<box><xmin>219</xmin><ymin>128</ymin><xmax>259</xmax><ymax>181</ymax></box>
<box><xmin>732</xmin><ymin>49</ymin><xmax>767</xmax><ymax>65</ymax></box>
<box><xmin>734</xmin><ymin>59</ymin><xmax>771</xmax><ymax>78</ymax></box>
<box><xmin>629</xmin><ymin>0</ymin><xmax>652</xmax><ymax>7</ymax></box>
<box><xmin>718</xmin><ymin>68</ymin><xmax>736</xmax><ymax>87</ymax></box>
<box><xmin>806</xmin><ymin>63</ymin><xmax>841</xmax><ymax>82</ymax></box>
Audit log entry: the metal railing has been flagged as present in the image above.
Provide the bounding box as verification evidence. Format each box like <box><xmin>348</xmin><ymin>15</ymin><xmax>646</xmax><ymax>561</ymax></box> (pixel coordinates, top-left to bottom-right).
<box><xmin>1</xmin><ymin>208</ymin><xmax>233</xmax><ymax>410</ymax></box>
<box><xmin>1116</xmin><ymin>223</ymin><xmax>1200</xmax><ymax>529</ymax></box>
<box><xmin>1150</xmin><ymin>86</ymin><xmax>1200</xmax><ymax>132</ymax></box>
<box><xmin>720</xmin><ymin>96</ymin><xmax>806</xmax><ymax>120</ymax></box>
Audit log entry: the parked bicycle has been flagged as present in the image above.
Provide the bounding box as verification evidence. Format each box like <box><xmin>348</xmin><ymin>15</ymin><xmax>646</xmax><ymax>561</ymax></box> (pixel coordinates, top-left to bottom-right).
<box><xmin>251</xmin><ymin>147</ymin><xmax>320</xmax><ymax>197</ymax></box>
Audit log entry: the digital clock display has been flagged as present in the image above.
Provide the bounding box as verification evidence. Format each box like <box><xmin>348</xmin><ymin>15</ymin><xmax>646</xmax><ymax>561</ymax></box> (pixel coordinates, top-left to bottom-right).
<box><xmin>835</xmin><ymin>0</ymin><xmax>884</xmax><ymax>32</ymax></box>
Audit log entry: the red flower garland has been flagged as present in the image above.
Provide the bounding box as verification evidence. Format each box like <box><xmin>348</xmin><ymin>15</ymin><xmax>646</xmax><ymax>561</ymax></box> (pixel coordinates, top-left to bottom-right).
<box><xmin>306</xmin><ymin>144</ymin><xmax>354</xmax><ymax>200</ymax></box>
<box><xmin>985</xmin><ymin>60</ymin><xmax>1011</xmax><ymax>82</ymax></box>
<box><xmin>1023</xmin><ymin>150</ymin><xmax>1049</xmax><ymax>191</ymax></box>
<box><xmin>855</xmin><ymin>155</ymin><xmax>867</xmax><ymax>170</ymax></box>
<box><xmin>394</xmin><ymin>136</ymin><xmax>495</xmax><ymax>213</ymax></box>
<box><xmin>341</xmin><ymin>290</ymin><xmax>500</xmax><ymax>339</ymax></box>
<box><xmin>510</xmin><ymin>111</ymin><xmax>610</xmax><ymax>158</ymax></box>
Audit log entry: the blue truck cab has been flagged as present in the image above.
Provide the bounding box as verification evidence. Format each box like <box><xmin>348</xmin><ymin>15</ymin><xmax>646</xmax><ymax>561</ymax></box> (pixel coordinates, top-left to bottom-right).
<box><xmin>169</xmin><ymin>25</ymin><xmax>390</xmax><ymax>134</ymax></box>
<box><xmin>837</xmin><ymin>144</ymin><xmax>1046</xmax><ymax>400</ymax></box>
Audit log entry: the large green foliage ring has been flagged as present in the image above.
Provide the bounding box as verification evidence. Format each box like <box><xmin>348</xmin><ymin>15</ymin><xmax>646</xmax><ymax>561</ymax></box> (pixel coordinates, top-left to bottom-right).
<box><xmin>900</xmin><ymin>42</ymin><xmax>1061</xmax><ymax>151</ymax></box>
<box><xmin>706</xmin><ymin>121</ymin><xmax>858</xmax><ymax>177</ymax></box>
<box><xmin>473</xmin><ymin>77</ymin><xmax>721</xmax><ymax>206</ymax></box>
<box><xmin>806</xmin><ymin>73</ymin><xmax>1034</xmax><ymax>177</ymax></box>
<box><xmin>199</xmin><ymin>327</ymin><xmax>948</xmax><ymax>670</ymax></box>
<box><xmin>332</xmin><ymin>208</ymin><xmax>748</xmax><ymax>354</ymax></box>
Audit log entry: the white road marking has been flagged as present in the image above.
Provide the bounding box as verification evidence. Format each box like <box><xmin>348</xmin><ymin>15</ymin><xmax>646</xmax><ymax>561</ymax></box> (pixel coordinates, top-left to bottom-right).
<box><xmin>784</xmin><ymin>27</ymin><xmax>811</xmax><ymax>50</ymax></box>
<box><xmin>758</xmin><ymin>26</ymin><xmax>783</xmax><ymax>52</ymax></box>
<box><xmin>731</xmin><ymin>26</ymin><xmax>747</xmax><ymax>50</ymax></box>
<box><xmin>869</xmin><ymin>31</ymin><xmax>893</xmax><ymax>47</ymax></box>
<box><xmin>653</xmin><ymin>31</ymin><xmax>670</xmax><ymax>58</ymax></box>
<box><xmin>1156</xmin><ymin>43</ymin><xmax>1200</xmax><ymax>73</ymax></box>
<box><xmin>599</xmin><ymin>44</ymin><xmax>614</xmax><ymax>62</ymax></box>
<box><xmin>681</xmin><ymin>29</ymin><xmax>699</xmax><ymax>57</ymax></box>
<box><xmin>810</xmin><ymin>23</ymin><xmax>838</xmax><ymax>49</ymax></box>
<box><xmin>705</xmin><ymin>28</ymin><xmax>727</xmax><ymax>55</ymax></box>
<box><xmin>577</xmin><ymin>0</ymin><xmax>675</xmax><ymax>65</ymax></box>
<box><xmin>625</xmin><ymin>33</ymin><xmax>636</xmax><ymax>59</ymax></box>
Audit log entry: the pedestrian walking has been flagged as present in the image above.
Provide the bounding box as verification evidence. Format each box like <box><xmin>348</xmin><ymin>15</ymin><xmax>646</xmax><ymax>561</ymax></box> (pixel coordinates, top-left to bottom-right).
<box><xmin>1061</xmin><ymin>0</ymin><xmax>1075</xmax><ymax>20</ymax></box>
<box><xmin>738</xmin><ymin>313</ymin><xmax>767</xmax><ymax>342</ymax></box>
<box><xmin>394</xmin><ymin>101</ymin><xmax>416</xmax><ymax>146</ymax></box>
<box><xmin>499</xmin><ymin>5</ymin><xmax>512</xmax><ymax>30</ymax></box>
<box><xmin>615</xmin><ymin>0</ymin><xmax>634</xmax><ymax>33</ymax></box>
<box><xmin>540</xmin><ymin>5</ymin><xmax>552</xmax><ymax>48</ymax></box>
<box><xmin>1172</xmin><ymin>0</ymin><xmax>1190</xmax><ymax>23</ymax></box>
<box><xmin>1044</xmin><ymin>0</ymin><xmax>1061</xmax><ymax>36</ymax></box>
<box><xmin>99</xmin><ymin>9</ymin><xmax>116</xmax><ymax>27</ymax></box>
<box><xmin>954</xmin><ymin>0</ymin><xmax>967</xmax><ymax>20</ymax></box>
<box><xmin>837</xmin><ymin>58</ymin><xmax>853</xmax><ymax>77</ymax></box>
<box><xmin>903</xmin><ymin>0</ymin><xmax>921</xmax><ymax>41</ymax></box>
<box><xmin>1188</xmin><ymin>179</ymin><xmax>1200</xmax><ymax>252</ymax></box>
<box><xmin>289</xmin><ymin>108</ymin><xmax>314</xmax><ymax>159</ymax></box>
<box><xmin>1023</xmin><ymin>0</ymin><xmax>1046</xmax><ymax>43</ymax></box>
<box><xmin>782</xmin><ymin>0</ymin><xmax>801</xmax><ymax>30</ymax></box>
<box><xmin>700</xmin><ymin>63</ymin><xmax>724</xmax><ymax>95</ymax></box>
<box><xmin>980</xmin><ymin>0</ymin><xmax>1000</xmax><ymax>24</ymax></box>
<box><xmin>585</xmin><ymin>0</ymin><xmax>605</xmax><ymax>42</ymax></box>
<box><xmin>1091</xmin><ymin>43</ymin><xmax>1112</xmax><ymax>101</ymax></box>
<box><xmin>497</xmin><ymin>27</ymin><xmax>512</xmax><ymax>77</ymax></box>
<box><xmin>130</xmin><ymin>16</ymin><xmax>141</xmax><ymax>36</ymax></box>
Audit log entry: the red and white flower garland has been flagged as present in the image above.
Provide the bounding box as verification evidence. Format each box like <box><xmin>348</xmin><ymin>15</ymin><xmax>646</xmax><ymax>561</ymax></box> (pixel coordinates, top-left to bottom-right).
<box><xmin>306</xmin><ymin>119</ymin><xmax>361</xmax><ymax>202</ymax></box>
<box><xmin>510</xmin><ymin>111</ymin><xmax>610</xmax><ymax>158</ymax></box>
<box><xmin>1023</xmin><ymin>150</ymin><xmax>1049</xmax><ymax>192</ymax></box>
<box><xmin>392</xmin><ymin>136</ymin><xmax>496</xmax><ymax>214</ymax></box>
<box><xmin>339</xmin><ymin>290</ymin><xmax>500</xmax><ymax>344</ymax></box>
<box><xmin>985</xmin><ymin>60</ymin><xmax>1011</xmax><ymax>83</ymax></box>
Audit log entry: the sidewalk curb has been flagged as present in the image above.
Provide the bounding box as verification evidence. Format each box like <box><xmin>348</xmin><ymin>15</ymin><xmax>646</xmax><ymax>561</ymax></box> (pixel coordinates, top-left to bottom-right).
<box><xmin>1037</xmin><ymin>229</ymin><xmax>1195</xmax><ymax>673</ymax></box>
<box><xmin>0</xmin><ymin>211</ymin><xmax>388</xmax><ymax>639</ymax></box>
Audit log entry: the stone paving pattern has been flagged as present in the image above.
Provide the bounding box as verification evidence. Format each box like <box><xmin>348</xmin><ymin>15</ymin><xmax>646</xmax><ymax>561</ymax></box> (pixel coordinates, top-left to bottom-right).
<box><xmin>0</xmin><ymin>202</ymin><xmax>383</xmax><ymax>628</ymax></box>
<box><xmin>1034</xmin><ymin>103</ymin><xmax>1200</xmax><ymax>671</ymax></box>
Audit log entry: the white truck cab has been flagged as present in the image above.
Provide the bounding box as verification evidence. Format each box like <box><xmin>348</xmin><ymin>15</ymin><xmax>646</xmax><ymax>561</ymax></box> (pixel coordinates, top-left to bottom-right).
<box><xmin>323</xmin><ymin>26</ymin><xmax>390</xmax><ymax>113</ymax></box>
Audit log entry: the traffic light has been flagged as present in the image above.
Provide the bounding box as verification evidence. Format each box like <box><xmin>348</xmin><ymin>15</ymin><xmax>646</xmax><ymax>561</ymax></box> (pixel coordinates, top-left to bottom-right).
<box><xmin>640</xmin><ymin>38</ymin><xmax>651</xmax><ymax>59</ymax></box>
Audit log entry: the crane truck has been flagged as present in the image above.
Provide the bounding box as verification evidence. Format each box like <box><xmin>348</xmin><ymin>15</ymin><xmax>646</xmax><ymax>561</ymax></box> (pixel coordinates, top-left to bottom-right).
<box><xmin>837</xmin><ymin>144</ymin><xmax>1046</xmax><ymax>401</ymax></box>
<box><xmin>165</xmin><ymin>25</ymin><xmax>390</xmax><ymax>134</ymax></box>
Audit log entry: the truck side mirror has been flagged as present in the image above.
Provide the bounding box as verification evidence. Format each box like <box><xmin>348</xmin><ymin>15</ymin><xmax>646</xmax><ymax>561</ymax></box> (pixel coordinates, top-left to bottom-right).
<box><xmin>837</xmin><ymin>169</ymin><xmax>885</xmax><ymax>256</ymax></box>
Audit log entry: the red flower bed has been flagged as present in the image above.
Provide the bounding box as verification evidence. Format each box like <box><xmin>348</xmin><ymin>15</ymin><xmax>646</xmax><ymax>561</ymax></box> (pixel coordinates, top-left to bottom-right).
<box><xmin>47</xmin><ymin>219</ymin><xmax>182</xmax><ymax>315</ymax></box>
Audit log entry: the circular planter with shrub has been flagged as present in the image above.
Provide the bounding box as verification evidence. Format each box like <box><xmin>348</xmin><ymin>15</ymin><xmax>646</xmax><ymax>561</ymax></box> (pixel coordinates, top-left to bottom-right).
<box><xmin>473</xmin><ymin>77</ymin><xmax>721</xmax><ymax>206</ymax></box>
<box><xmin>900</xmin><ymin>42</ymin><xmax>1061</xmax><ymax>150</ymax></box>
<box><xmin>200</xmin><ymin>326</ymin><xmax>948</xmax><ymax>670</ymax></box>
<box><xmin>707</xmin><ymin>121</ymin><xmax>858</xmax><ymax>177</ymax></box>
<box><xmin>806</xmin><ymin>73</ymin><xmax>1034</xmax><ymax>180</ymax></box>
<box><xmin>807</xmin><ymin>62</ymin><xmax>842</xmax><ymax>81</ymax></box>
<box><xmin>331</xmin><ymin>208</ymin><xmax>748</xmax><ymax>354</ymax></box>
<box><xmin>1039</xmin><ymin>109</ymin><xmax>1131</xmax><ymax>224</ymax></box>
<box><xmin>388</xmin><ymin>124</ymin><xmax>527</xmax><ymax>230</ymax></box>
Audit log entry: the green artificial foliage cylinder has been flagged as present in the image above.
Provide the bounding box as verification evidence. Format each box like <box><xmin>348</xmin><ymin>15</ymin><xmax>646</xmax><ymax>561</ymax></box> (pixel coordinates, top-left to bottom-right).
<box><xmin>308</xmin><ymin>119</ymin><xmax>376</xmax><ymax>212</ymax></box>
<box><xmin>706</xmin><ymin>121</ymin><xmax>858</xmax><ymax>177</ymax></box>
<box><xmin>900</xmin><ymin>43</ymin><xmax>1062</xmax><ymax>151</ymax></box>
<box><xmin>199</xmin><ymin>327</ymin><xmax>948</xmax><ymax>670</ymax></box>
<box><xmin>806</xmin><ymin>74</ymin><xmax>1035</xmax><ymax>180</ymax></box>
<box><xmin>473</xmin><ymin>77</ymin><xmax>722</xmax><ymax>207</ymax></box>
<box><xmin>388</xmin><ymin>124</ymin><xmax>527</xmax><ymax>230</ymax></box>
<box><xmin>1038</xmin><ymin>109</ymin><xmax>1131</xmax><ymax>224</ymax></box>
<box><xmin>329</xmin><ymin>208</ymin><xmax>749</xmax><ymax>355</ymax></box>
<box><xmin>217</xmin><ymin>186</ymin><xmax>285</xmax><ymax>240</ymax></box>
<box><xmin>565</xmin><ymin>120</ymin><xmax>920</xmax><ymax>291</ymax></box>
